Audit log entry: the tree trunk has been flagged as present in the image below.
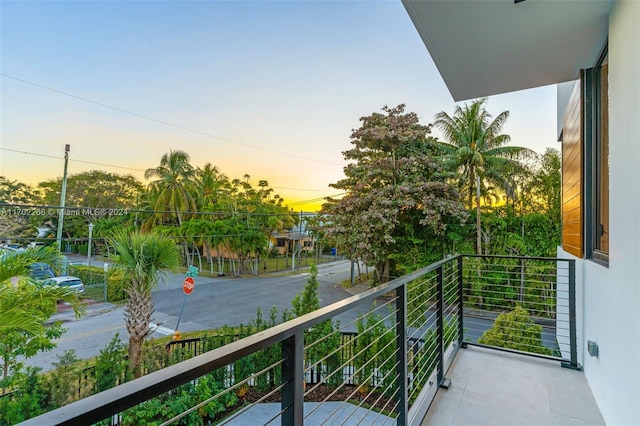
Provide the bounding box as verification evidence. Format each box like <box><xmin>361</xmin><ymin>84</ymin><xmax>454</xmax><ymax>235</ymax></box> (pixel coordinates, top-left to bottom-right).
<box><xmin>125</xmin><ymin>285</ymin><xmax>153</xmax><ymax>378</ymax></box>
<box><xmin>476</xmin><ymin>174</ymin><xmax>482</xmax><ymax>255</ymax></box>
<box><xmin>128</xmin><ymin>337</ymin><xmax>143</xmax><ymax>378</ymax></box>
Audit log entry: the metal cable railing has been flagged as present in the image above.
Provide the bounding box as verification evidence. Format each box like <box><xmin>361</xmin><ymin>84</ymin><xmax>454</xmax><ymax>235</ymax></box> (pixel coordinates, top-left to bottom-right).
<box><xmin>461</xmin><ymin>255</ymin><xmax>577</xmax><ymax>369</ymax></box>
<box><xmin>19</xmin><ymin>255</ymin><xmax>577</xmax><ymax>426</ymax></box>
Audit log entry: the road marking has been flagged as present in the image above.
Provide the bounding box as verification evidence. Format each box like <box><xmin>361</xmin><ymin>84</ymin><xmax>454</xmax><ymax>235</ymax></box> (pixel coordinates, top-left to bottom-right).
<box><xmin>150</xmin><ymin>322</ymin><xmax>175</xmax><ymax>336</ymax></box>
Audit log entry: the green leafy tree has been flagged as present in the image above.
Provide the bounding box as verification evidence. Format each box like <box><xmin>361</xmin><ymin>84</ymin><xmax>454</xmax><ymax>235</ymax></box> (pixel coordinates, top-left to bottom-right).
<box><xmin>35</xmin><ymin>170</ymin><xmax>143</xmax><ymax>240</ymax></box>
<box><xmin>292</xmin><ymin>264</ymin><xmax>341</xmax><ymax>386</ymax></box>
<box><xmin>325</xmin><ymin>104</ymin><xmax>465</xmax><ymax>282</ymax></box>
<box><xmin>37</xmin><ymin>170</ymin><xmax>143</xmax><ymax>212</ymax></box>
<box><xmin>433</xmin><ymin>98</ymin><xmax>535</xmax><ymax>254</ymax></box>
<box><xmin>0</xmin><ymin>176</ymin><xmax>41</xmax><ymax>240</ymax></box>
<box><xmin>478</xmin><ymin>305</ymin><xmax>551</xmax><ymax>355</ymax></box>
<box><xmin>107</xmin><ymin>229</ymin><xmax>180</xmax><ymax>377</ymax></box>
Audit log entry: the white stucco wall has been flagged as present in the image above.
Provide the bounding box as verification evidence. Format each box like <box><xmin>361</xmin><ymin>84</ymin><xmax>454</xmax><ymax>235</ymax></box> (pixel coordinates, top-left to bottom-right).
<box><xmin>560</xmin><ymin>2</ymin><xmax>640</xmax><ymax>424</ymax></box>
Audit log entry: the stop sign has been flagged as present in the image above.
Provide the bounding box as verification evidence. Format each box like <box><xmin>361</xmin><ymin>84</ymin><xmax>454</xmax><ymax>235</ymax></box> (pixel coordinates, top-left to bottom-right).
<box><xmin>182</xmin><ymin>276</ymin><xmax>195</xmax><ymax>295</ymax></box>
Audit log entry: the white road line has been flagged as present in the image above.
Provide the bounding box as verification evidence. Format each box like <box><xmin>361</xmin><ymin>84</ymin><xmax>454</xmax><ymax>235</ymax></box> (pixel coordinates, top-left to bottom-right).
<box><xmin>150</xmin><ymin>322</ymin><xmax>175</xmax><ymax>336</ymax></box>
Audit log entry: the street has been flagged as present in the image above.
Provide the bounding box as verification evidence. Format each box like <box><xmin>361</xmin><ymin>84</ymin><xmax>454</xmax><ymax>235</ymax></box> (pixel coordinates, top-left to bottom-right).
<box><xmin>27</xmin><ymin>260</ymin><xmax>373</xmax><ymax>371</ymax></box>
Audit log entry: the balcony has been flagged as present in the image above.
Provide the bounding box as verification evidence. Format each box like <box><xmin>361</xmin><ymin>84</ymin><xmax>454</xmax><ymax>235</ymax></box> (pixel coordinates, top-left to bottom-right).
<box><xmin>20</xmin><ymin>255</ymin><xmax>603</xmax><ymax>425</ymax></box>
<box><xmin>424</xmin><ymin>346</ymin><xmax>603</xmax><ymax>425</ymax></box>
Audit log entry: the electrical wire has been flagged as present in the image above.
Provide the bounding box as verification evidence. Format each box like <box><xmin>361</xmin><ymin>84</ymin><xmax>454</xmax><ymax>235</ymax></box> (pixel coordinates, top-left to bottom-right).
<box><xmin>0</xmin><ymin>147</ymin><xmax>339</xmax><ymax>194</ymax></box>
<box><xmin>1</xmin><ymin>73</ymin><xmax>341</xmax><ymax>165</ymax></box>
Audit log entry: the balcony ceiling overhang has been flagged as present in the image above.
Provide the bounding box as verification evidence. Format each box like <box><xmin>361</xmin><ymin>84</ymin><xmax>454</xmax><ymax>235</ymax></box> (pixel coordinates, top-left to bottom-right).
<box><xmin>402</xmin><ymin>0</ymin><xmax>612</xmax><ymax>101</ymax></box>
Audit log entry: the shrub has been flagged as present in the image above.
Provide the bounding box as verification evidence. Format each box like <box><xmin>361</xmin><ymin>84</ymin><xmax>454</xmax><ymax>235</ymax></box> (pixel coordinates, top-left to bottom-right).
<box><xmin>478</xmin><ymin>305</ymin><xmax>551</xmax><ymax>355</ymax></box>
<box><xmin>95</xmin><ymin>334</ymin><xmax>128</xmax><ymax>392</ymax></box>
<box><xmin>0</xmin><ymin>367</ymin><xmax>47</xmax><ymax>424</ymax></box>
<box><xmin>68</xmin><ymin>265</ymin><xmax>127</xmax><ymax>302</ymax></box>
<box><xmin>43</xmin><ymin>350</ymin><xmax>92</xmax><ymax>408</ymax></box>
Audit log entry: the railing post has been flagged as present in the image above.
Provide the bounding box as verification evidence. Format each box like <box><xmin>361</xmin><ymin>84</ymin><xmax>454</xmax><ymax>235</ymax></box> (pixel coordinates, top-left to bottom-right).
<box><xmin>281</xmin><ymin>330</ymin><xmax>304</xmax><ymax>425</ymax></box>
<box><xmin>519</xmin><ymin>257</ymin><xmax>525</xmax><ymax>303</ymax></box>
<box><xmin>562</xmin><ymin>260</ymin><xmax>581</xmax><ymax>370</ymax></box>
<box><xmin>437</xmin><ymin>265</ymin><xmax>444</xmax><ymax>385</ymax></box>
<box><xmin>457</xmin><ymin>256</ymin><xmax>465</xmax><ymax>348</ymax></box>
<box><xmin>395</xmin><ymin>284</ymin><xmax>408</xmax><ymax>425</ymax></box>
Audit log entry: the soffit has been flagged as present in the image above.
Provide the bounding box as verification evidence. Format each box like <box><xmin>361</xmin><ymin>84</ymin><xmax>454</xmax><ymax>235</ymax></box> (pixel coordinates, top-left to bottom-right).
<box><xmin>403</xmin><ymin>0</ymin><xmax>611</xmax><ymax>101</ymax></box>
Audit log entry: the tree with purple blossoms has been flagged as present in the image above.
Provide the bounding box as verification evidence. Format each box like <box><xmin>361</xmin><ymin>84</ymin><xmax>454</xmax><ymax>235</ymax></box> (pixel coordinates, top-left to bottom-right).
<box><xmin>323</xmin><ymin>105</ymin><xmax>466</xmax><ymax>283</ymax></box>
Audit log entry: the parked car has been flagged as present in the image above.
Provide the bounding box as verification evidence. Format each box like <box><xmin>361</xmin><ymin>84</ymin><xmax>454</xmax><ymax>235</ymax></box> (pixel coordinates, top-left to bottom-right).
<box><xmin>29</xmin><ymin>262</ymin><xmax>56</xmax><ymax>280</ymax></box>
<box><xmin>28</xmin><ymin>262</ymin><xmax>85</xmax><ymax>294</ymax></box>
<box><xmin>48</xmin><ymin>276</ymin><xmax>85</xmax><ymax>294</ymax></box>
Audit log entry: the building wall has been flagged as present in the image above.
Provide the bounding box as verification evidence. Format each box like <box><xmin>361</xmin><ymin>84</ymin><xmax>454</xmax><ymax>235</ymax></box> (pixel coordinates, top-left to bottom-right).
<box><xmin>559</xmin><ymin>2</ymin><xmax>640</xmax><ymax>423</ymax></box>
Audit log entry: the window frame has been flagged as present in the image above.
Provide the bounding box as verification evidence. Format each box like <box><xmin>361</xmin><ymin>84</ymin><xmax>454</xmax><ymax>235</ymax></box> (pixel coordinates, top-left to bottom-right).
<box><xmin>583</xmin><ymin>45</ymin><xmax>609</xmax><ymax>266</ymax></box>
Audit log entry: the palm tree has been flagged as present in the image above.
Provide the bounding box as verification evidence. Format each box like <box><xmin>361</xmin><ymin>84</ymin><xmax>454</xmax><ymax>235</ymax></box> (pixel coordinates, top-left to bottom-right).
<box><xmin>144</xmin><ymin>149</ymin><xmax>196</xmax><ymax>227</ymax></box>
<box><xmin>0</xmin><ymin>247</ymin><xmax>83</xmax><ymax>390</ymax></box>
<box><xmin>195</xmin><ymin>163</ymin><xmax>228</xmax><ymax>211</ymax></box>
<box><xmin>0</xmin><ymin>247</ymin><xmax>83</xmax><ymax>331</ymax></box>
<box><xmin>107</xmin><ymin>229</ymin><xmax>180</xmax><ymax>377</ymax></box>
<box><xmin>433</xmin><ymin>98</ymin><xmax>535</xmax><ymax>254</ymax></box>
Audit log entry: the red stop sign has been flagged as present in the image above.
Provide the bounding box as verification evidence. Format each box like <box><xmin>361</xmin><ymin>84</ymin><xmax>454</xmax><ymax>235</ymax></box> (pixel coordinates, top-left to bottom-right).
<box><xmin>183</xmin><ymin>276</ymin><xmax>195</xmax><ymax>295</ymax></box>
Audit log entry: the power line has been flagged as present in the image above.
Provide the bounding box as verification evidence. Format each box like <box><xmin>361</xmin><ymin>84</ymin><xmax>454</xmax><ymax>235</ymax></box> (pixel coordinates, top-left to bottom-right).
<box><xmin>286</xmin><ymin>193</ymin><xmax>343</xmax><ymax>207</ymax></box>
<box><xmin>0</xmin><ymin>148</ymin><xmax>146</xmax><ymax>172</ymax></box>
<box><xmin>1</xmin><ymin>73</ymin><xmax>341</xmax><ymax>166</ymax></box>
<box><xmin>0</xmin><ymin>147</ymin><xmax>338</xmax><ymax>194</ymax></box>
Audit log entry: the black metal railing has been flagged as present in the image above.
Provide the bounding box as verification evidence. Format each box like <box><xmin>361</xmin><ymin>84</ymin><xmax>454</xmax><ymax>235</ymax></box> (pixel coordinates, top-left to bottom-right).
<box><xmin>19</xmin><ymin>255</ymin><xmax>576</xmax><ymax>425</ymax></box>
<box><xmin>460</xmin><ymin>255</ymin><xmax>578</xmax><ymax>369</ymax></box>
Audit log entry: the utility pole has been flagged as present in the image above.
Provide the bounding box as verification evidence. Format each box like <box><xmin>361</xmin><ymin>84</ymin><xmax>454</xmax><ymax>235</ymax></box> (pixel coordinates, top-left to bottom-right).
<box><xmin>298</xmin><ymin>210</ymin><xmax>303</xmax><ymax>267</ymax></box>
<box><xmin>291</xmin><ymin>209</ymin><xmax>296</xmax><ymax>271</ymax></box>
<box><xmin>56</xmin><ymin>144</ymin><xmax>70</xmax><ymax>252</ymax></box>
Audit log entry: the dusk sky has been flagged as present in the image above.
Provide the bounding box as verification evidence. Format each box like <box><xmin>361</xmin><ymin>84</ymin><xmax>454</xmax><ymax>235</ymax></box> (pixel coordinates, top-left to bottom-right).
<box><xmin>1</xmin><ymin>1</ymin><xmax>558</xmax><ymax>211</ymax></box>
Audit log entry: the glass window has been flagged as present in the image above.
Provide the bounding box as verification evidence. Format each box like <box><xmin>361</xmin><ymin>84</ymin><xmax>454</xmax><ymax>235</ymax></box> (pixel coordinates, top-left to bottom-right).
<box><xmin>585</xmin><ymin>50</ymin><xmax>609</xmax><ymax>265</ymax></box>
<box><xmin>595</xmin><ymin>60</ymin><xmax>609</xmax><ymax>256</ymax></box>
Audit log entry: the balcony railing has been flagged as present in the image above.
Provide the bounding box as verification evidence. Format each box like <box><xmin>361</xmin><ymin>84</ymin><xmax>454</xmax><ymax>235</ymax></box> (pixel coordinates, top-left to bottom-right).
<box><xmin>20</xmin><ymin>255</ymin><xmax>576</xmax><ymax>426</ymax></box>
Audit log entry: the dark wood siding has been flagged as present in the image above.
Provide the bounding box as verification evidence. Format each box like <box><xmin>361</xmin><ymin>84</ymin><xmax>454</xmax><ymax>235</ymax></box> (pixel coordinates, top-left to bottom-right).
<box><xmin>562</xmin><ymin>80</ymin><xmax>583</xmax><ymax>257</ymax></box>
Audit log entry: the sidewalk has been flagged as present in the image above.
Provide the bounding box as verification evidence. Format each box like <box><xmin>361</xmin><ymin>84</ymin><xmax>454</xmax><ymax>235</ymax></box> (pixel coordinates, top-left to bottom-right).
<box><xmin>47</xmin><ymin>300</ymin><xmax>118</xmax><ymax>325</ymax></box>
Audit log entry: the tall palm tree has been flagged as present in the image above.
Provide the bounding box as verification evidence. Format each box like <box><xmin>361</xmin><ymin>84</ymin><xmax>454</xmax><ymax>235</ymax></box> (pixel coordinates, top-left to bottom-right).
<box><xmin>194</xmin><ymin>162</ymin><xmax>228</xmax><ymax>210</ymax></box>
<box><xmin>107</xmin><ymin>230</ymin><xmax>180</xmax><ymax>377</ymax></box>
<box><xmin>433</xmin><ymin>98</ymin><xmax>535</xmax><ymax>254</ymax></box>
<box><xmin>144</xmin><ymin>149</ymin><xmax>196</xmax><ymax>226</ymax></box>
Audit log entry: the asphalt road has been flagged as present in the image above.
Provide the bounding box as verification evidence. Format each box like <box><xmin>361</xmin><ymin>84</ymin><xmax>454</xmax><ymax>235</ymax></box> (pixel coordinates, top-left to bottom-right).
<box><xmin>151</xmin><ymin>260</ymin><xmax>375</xmax><ymax>332</ymax></box>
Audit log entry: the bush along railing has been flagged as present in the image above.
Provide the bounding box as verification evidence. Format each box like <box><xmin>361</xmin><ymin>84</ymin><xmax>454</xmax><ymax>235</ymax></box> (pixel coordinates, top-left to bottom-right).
<box><xmin>20</xmin><ymin>255</ymin><xmax>577</xmax><ymax>425</ymax></box>
<box><xmin>460</xmin><ymin>255</ymin><xmax>579</xmax><ymax>369</ymax></box>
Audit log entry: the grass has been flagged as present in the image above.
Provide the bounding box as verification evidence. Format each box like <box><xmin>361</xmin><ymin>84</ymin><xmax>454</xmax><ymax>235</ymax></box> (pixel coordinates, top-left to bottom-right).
<box><xmin>183</xmin><ymin>254</ymin><xmax>340</xmax><ymax>278</ymax></box>
<box><xmin>340</xmin><ymin>272</ymin><xmax>374</xmax><ymax>289</ymax></box>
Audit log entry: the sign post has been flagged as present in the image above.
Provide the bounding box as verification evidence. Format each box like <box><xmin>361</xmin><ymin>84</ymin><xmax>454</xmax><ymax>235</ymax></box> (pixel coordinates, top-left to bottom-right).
<box><xmin>174</xmin><ymin>266</ymin><xmax>198</xmax><ymax>338</ymax></box>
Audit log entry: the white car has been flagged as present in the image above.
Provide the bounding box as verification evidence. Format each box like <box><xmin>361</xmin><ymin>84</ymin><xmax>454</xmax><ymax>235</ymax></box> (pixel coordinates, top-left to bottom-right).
<box><xmin>48</xmin><ymin>276</ymin><xmax>85</xmax><ymax>294</ymax></box>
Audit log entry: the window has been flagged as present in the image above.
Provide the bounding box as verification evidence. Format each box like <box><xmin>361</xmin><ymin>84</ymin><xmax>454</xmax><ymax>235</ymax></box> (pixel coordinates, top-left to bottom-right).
<box><xmin>584</xmin><ymin>48</ymin><xmax>609</xmax><ymax>265</ymax></box>
<box><xmin>561</xmin><ymin>44</ymin><xmax>609</xmax><ymax>263</ymax></box>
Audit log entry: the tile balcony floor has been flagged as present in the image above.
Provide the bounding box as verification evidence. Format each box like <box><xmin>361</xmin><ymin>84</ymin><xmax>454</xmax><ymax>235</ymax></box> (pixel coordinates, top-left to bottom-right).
<box><xmin>422</xmin><ymin>346</ymin><xmax>605</xmax><ymax>426</ymax></box>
